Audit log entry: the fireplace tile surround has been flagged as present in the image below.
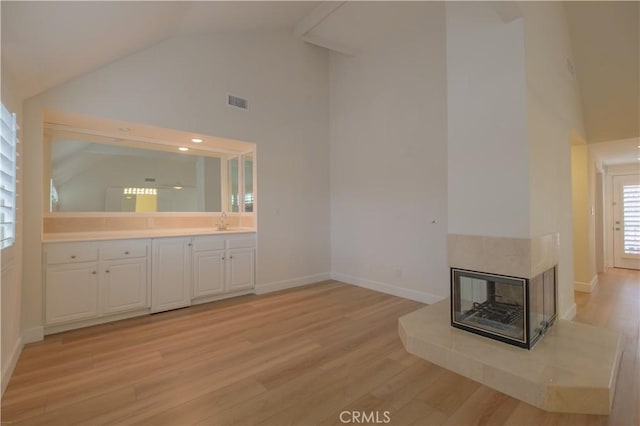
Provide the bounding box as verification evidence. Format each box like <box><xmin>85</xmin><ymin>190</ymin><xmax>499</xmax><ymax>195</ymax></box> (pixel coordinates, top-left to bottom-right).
<box><xmin>447</xmin><ymin>233</ymin><xmax>560</xmax><ymax>279</ymax></box>
<box><xmin>397</xmin><ymin>231</ymin><xmax>624</xmax><ymax>414</ymax></box>
<box><xmin>399</xmin><ymin>300</ymin><xmax>623</xmax><ymax>414</ymax></box>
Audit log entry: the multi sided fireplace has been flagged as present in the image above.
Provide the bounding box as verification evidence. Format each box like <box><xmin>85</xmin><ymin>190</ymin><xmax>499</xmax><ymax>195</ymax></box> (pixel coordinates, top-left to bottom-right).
<box><xmin>451</xmin><ymin>267</ymin><xmax>557</xmax><ymax>349</ymax></box>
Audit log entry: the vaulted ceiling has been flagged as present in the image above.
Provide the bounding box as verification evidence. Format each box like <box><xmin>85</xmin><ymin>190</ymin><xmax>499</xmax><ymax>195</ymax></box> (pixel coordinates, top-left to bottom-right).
<box><xmin>564</xmin><ymin>1</ymin><xmax>639</xmax><ymax>144</ymax></box>
<box><xmin>1</xmin><ymin>1</ymin><xmax>318</xmax><ymax>99</ymax></box>
<box><xmin>2</xmin><ymin>1</ymin><xmax>638</xmax><ymax>149</ymax></box>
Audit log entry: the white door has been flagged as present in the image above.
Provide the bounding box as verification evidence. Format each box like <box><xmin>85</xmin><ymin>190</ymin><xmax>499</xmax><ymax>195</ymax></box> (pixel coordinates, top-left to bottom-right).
<box><xmin>613</xmin><ymin>175</ymin><xmax>640</xmax><ymax>270</ymax></box>
<box><xmin>102</xmin><ymin>258</ymin><xmax>149</xmax><ymax>314</ymax></box>
<box><xmin>226</xmin><ymin>248</ymin><xmax>255</xmax><ymax>291</ymax></box>
<box><xmin>45</xmin><ymin>263</ymin><xmax>99</xmax><ymax>324</ymax></box>
<box><xmin>152</xmin><ymin>237</ymin><xmax>192</xmax><ymax>312</ymax></box>
<box><xmin>193</xmin><ymin>250</ymin><xmax>225</xmax><ymax>298</ymax></box>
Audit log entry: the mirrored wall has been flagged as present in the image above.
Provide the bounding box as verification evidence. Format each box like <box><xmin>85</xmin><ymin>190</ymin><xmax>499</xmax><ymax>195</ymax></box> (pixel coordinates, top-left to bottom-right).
<box><xmin>45</xmin><ymin>125</ymin><xmax>255</xmax><ymax>214</ymax></box>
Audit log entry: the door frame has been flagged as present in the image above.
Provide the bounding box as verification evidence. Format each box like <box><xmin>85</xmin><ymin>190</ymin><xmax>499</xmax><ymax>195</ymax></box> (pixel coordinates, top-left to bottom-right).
<box><xmin>604</xmin><ymin>165</ymin><xmax>639</xmax><ymax>270</ymax></box>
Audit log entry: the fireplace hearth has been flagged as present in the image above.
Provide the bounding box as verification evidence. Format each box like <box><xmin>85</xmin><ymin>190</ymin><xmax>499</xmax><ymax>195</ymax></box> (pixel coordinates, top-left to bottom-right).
<box><xmin>451</xmin><ymin>267</ymin><xmax>556</xmax><ymax>349</ymax></box>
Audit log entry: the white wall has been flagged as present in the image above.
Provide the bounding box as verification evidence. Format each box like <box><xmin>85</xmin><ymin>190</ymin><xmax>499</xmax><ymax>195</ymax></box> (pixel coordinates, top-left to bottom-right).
<box><xmin>22</xmin><ymin>30</ymin><xmax>331</xmax><ymax>332</ymax></box>
<box><xmin>521</xmin><ymin>2</ymin><xmax>587</xmax><ymax>317</ymax></box>
<box><xmin>1</xmin><ymin>64</ymin><xmax>24</xmax><ymax>394</ymax></box>
<box><xmin>571</xmin><ymin>143</ymin><xmax>597</xmax><ymax>287</ymax></box>
<box><xmin>329</xmin><ymin>2</ymin><xmax>448</xmax><ymax>303</ymax></box>
<box><xmin>446</xmin><ymin>2</ymin><xmax>530</xmax><ymax>239</ymax></box>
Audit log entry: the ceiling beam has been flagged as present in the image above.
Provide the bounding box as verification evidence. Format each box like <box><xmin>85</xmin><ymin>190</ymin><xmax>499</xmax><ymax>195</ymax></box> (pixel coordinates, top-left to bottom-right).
<box><xmin>294</xmin><ymin>1</ymin><xmax>354</xmax><ymax>56</ymax></box>
<box><xmin>491</xmin><ymin>2</ymin><xmax>522</xmax><ymax>23</ymax></box>
<box><xmin>293</xmin><ymin>1</ymin><xmax>347</xmax><ymax>39</ymax></box>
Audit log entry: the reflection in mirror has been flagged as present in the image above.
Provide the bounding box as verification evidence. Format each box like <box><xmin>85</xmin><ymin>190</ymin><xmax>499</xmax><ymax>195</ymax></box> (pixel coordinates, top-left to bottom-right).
<box><xmin>49</xmin><ymin>135</ymin><xmax>223</xmax><ymax>212</ymax></box>
<box><xmin>243</xmin><ymin>153</ymin><xmax>254</xmax><ymax>212</ymax></box>
<box><xmin>228</xmin><ymin>157</ymin><xmax>240</xmax><ymax>213</ymax></box>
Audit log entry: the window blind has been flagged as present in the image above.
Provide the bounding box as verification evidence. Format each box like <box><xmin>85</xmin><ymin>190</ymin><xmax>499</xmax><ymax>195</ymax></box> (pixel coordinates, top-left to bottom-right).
<box><xmin>623</xmin><ymin>184</ymin><xmax>640</xmax><ymax>255</ymax></box>
<box><xmin>1</xmin><ymin>103</ymin><xmax>17</xmax><ymax>249</ymax></box>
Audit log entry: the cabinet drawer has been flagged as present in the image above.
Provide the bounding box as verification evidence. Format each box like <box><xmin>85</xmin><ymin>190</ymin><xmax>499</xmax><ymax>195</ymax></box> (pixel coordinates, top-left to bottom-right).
<box><xmin>227</xmin><ymin>238</ymin><xmax>256</xmax><ymax>249</ymax></box>
<box><xmin>46</xmin><ymin>243</ymin><xmax>98</xmax><ymax>265</ymax></box>
<box><xmin>100</xmin><ymin>241</ymin><xmax>149</xmax><ymax>260</ymax></box>
<box><xmin>193</xmin><ymin>236</ymin><xmax>225</xmax><ymax>252</ymax></box>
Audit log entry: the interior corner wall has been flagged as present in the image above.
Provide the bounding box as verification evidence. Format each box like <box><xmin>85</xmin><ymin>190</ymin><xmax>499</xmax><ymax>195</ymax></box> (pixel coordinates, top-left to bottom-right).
<box><xmin>446</xmin><ymin>2</ymin><xmax>530</xmax><ymax>239</ymax></box>
<box><xmin>1</xmin><ymin>65</ymin><xmax>24</xmax><ymax>394</ymax></box>
<box><xmin>21</xmin><ymin>30</ymin><xmax>331</xmax><ymax>332</ymax></box>
<box><xmin>571</xmin><ymin>144</ymin><xmax>595</xmax><ymax>285</ymax></box>
<box><xmin>521</xmin><ymin>2</ymin><xmax>587</xmax><ymax>317</ymax></box>
<box><xmin>329</xmin><ymin>2</ymin><xmax>448</xmax><ymax>302</ymax></box>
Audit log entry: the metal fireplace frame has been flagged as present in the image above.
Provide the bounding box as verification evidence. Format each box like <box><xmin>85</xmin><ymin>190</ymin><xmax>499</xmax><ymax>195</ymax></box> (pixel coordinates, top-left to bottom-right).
<box><xmin>450</xmin><ymin>268</ymin><xmax>557</xmax><ymax>350</ymax></box>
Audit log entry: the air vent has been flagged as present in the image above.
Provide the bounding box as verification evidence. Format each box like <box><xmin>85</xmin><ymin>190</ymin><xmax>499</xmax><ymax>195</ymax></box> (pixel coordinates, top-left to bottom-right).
<box><xmin>145</xmin><ymin>178</ymin><xmax>156</xmax><ymax>182</ymax></box>
<box><xmin>227</xmin><ymin>93</ymin><xmax>248</xmax><ymax>110</ymax></box>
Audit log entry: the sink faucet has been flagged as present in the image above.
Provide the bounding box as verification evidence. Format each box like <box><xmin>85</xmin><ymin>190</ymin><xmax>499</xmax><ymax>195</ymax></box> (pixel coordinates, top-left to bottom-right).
<box><xmin>218</xmin><ymin>212</ymin><xmax>227</xmax><ymax>230</ymax></box>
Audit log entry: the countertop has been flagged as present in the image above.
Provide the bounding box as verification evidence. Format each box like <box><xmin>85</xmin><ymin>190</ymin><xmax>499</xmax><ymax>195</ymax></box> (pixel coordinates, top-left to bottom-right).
<box><xmin>43</xmin><ymin>227</ymin><xmax>256</xmax><ymax>243</ymax></box>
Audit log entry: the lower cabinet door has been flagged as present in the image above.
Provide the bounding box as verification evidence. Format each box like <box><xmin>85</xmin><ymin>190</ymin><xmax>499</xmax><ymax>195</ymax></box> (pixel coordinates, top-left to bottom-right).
<box><xmin>193</xmin><ymin>250</ymin><xmax>225</xmax><ymax>298</ymax></box>
<box><xmin>152</xmin><ymin>237</ymin><xmax>192</xmax><ymax>313</ymax></box>
<box><xmin>46</xmin><ymin>263</ymin><xmax>99</xmax><ymax>325</ymax></box>
<box><xmin>226</xmin><ymin>248</ymin><xmax>255</xmax><ymax>291</ymax></box>
<box><xmin>102</xmin><ymin>258</ymin><xmax>149</xmax><ymax>314</ymax></box>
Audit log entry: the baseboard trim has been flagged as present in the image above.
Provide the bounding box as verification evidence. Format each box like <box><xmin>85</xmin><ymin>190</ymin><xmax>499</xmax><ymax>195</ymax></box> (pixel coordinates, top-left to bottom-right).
<box><xmin>1</xmin><ymin>336</ymin><xmax>23</xmax><ymax>396</ymax></box>
<box><xmin>574</xmin><ymin>275</ymin><xmax>599</xmax><ymax>293</ymax></box>
<box><xmin>255</xmin><ymin>273</ymin><xmax>332</xmax><ymax>295</ymax></box>
<box><xmin>562</xmin><ymin>303</ymin><xmax>577</xmax><ymax>320</ymax></box>
<box><xmin>22</xmin><ymin>326</ymin><xmax>44</xmax><ymax>344</ymax></box>
<box><xmin>331</xmin><ymin>272</ymin><xmax>445</xmax><ymax>304</ymax></box>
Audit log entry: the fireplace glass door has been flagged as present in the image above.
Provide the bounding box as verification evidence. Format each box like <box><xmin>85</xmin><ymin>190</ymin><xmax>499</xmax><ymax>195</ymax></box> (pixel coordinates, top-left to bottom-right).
<box><xmin>451</xmin><ymin>269</ymin><xmax>526</xmax><ymax>346</ymax></box>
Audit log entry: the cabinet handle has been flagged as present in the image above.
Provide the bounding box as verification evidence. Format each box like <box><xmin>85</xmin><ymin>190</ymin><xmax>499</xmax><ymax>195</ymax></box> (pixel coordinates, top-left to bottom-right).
<box><xmin>188</xmin><ymin>243</ymin><xmax>193</xmax><ymax>247</ymax></box>
<box><xmin>222</xmin><ymin>256</ymin><xmax>225</xmax><ymax>260</ymax></box>
<box><xmin>229</xmin><ymin>255</ymin><xmax>233</xmax><ymax>259</ymax></box>
<box><xmin>71</xmin><ymin>255</ymin><xmax>76</xmax><ymax>259</ymax></box>
<box><xmin>125</xmin><ymin>251</ymin><xmax>130</xmax><ymax>255</ymax></box>
<box><xmin>92</xmin><ymin>271</ymin><xmax>97</xmax><ymax>275</ymax></box>
<box><xmin>105</xmin><ymin>270</ymin><xmax>110</xmax><ymax>274</ymax></box>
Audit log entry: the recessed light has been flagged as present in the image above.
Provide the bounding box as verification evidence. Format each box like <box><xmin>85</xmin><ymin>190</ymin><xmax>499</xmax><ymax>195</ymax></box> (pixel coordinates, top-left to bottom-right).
<box><xmin>118</xmin><ymin>127</ymin><xmax>131</xmax><ymax>132</ymax></box>
<box><xmin>178</xmin><ymin>147</ymin><xmax>189</xmax><ymax>152</ymax></box>
<box><xmin>191</xmin><ymin>138</ymin><xmax>203</xmax><ymax>143</ymax></box>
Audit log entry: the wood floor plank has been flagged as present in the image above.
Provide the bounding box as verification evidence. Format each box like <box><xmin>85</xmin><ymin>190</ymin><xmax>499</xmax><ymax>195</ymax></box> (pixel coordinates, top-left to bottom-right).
<box><xmin>2</xmin><ymin>273</ymin><xmax>638</xmax><ymax>426</ymax></box>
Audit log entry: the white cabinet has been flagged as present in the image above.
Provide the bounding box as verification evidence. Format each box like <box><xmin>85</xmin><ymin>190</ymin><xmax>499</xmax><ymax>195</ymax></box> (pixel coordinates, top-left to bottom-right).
<box><xmin>227</xmin><ymin>248</ymin><xmax>255</xmax><ymax>291</ymax></box>
<box><xmin>45</xmin><ymin>262</ymin><xmax>99</xmax><ymax>324</ymax></box>
<box><xmin>102</xmin><ymin>258</ymin><xmax>148</xmax><ymax>314</ymax></box>
<box><xmin>101</xmin><ymin>240</ymin><xmax>150</xmax><ymax>315</ymax></box>
<box><xmin>192</xmin><ymin>235</ymin><xmax>255</xmax><ymax>299</ymax></box>
<box><xmin>44</xmin><ymin>239</ymin><xmax>150</xmax><ymax>326</ymax></box>
<box><xmin>44</xmin><ymin>233</ymin><xmax>255</xmax><ymax>330</ymax></box>
<box><xmin>193</xmin><ymin>250</ymin><xmax>226</xmax><ymax>298</ymax></box>
<box><xmin>151</xmin><ymin>237</ymin><xmax>192</xmax><ymax>313</ymax></box>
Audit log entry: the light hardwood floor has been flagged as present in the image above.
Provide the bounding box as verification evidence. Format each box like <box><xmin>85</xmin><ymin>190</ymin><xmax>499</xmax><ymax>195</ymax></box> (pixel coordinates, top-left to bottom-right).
<box><xmin>2</xmin><ymin>269</ymin><xmax>638</xmax><ymax>426</ymax></box>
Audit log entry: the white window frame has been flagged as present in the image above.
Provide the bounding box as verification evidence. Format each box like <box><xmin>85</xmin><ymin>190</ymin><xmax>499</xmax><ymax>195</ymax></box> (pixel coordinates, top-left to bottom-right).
<box><xmin>1</xmin><ymin>102</ymin><xmax>18</xmax><ymax>250</ymax></box>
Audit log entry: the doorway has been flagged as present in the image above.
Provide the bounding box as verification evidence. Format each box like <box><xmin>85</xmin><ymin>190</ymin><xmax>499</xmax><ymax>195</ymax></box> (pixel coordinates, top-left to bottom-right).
<box><xmin>613</xmin><ymin>174</ymin><xmax>640</xmax><ymax>270</ymax></box>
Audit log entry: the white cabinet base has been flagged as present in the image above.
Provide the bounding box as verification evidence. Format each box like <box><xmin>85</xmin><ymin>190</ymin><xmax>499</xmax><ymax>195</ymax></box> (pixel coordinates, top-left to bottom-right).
<box><xmin>44</xmin><ymin>308</ymin><xmax>151</xmax><ymax>335</ymax></box>
<box><xmin>191</xmin><ymin>288</ymin><xmax>254</xmax><ymax>307</ymax></box>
